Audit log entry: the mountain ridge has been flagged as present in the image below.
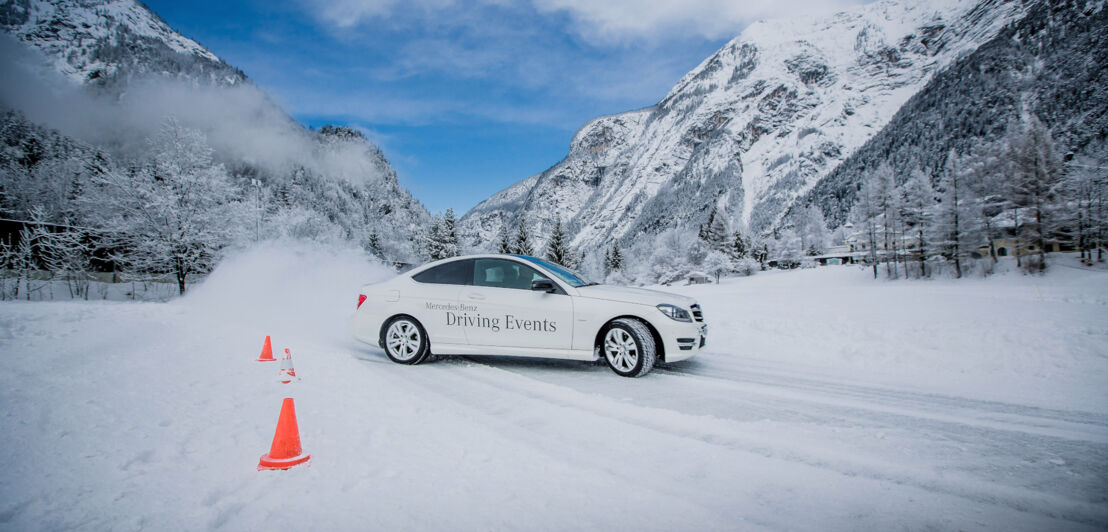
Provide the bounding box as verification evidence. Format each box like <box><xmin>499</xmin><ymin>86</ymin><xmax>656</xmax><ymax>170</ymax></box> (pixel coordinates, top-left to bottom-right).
<box><xmin>459</xmin><ymin>0</ymin><xmax>1029</xmax><ymax>255</ymax></box>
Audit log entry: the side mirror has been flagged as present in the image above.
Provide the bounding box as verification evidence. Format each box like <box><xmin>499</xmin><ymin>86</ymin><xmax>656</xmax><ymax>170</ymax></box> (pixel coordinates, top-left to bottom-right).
<box><xmin>531</xmin><ymin>279</ymin><xmax>556</xmax><ymax>293</ymax></box>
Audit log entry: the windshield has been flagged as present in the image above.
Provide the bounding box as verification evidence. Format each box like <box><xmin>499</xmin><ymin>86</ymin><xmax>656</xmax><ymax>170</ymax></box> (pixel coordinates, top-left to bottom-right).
<box><xmin>515</xmin><ymin>255</ymin><xmax>595</xmax><ymax>288</ymax></box>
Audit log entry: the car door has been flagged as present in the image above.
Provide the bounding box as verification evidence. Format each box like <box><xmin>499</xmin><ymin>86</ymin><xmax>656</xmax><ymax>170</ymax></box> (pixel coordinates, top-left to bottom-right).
<box><xmin>461</xmin><ymin>258</ymin><xmax>574</xmax><ymax>350</ymax></box>
<box><xmin>408</xmin><ymin>258</ymin><xmax>473</xmax><ymax>347</ymax></box>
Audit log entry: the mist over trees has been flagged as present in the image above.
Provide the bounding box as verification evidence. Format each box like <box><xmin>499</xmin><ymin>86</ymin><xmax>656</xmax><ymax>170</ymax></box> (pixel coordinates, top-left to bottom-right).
<box><xmin>0</xmin><ymin>109</ymin><xmax>430</xmax><ymax>297</ymax></box>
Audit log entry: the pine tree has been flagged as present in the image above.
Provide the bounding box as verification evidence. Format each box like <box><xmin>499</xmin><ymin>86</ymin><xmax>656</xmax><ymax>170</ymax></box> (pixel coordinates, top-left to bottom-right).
<box><xmin>424</xmin><ymin>216</ymin><xmax>447</xmax><ymax>260</ymax></box>
<box><xmin>441</xmin><ymin>208</ymin><xmax>459</xmax><ymax>258</ymax></box>
<box><xmin>730</xmin><ymin>231</ymin><xmax>748</xmax><ymax>260</ymax></box>
<box><xmin>512</xmin><ymin>217</ymin><xmax>534</xmax><ymax>256</ymax></box>
<box><xmin>496</xmin><ymin>223</ymin><xmax>512</xmax><ymax>254</ymax></box>
<box><xmin>699</xmin><ymin>205</ymin><xmax>729</xmax><ymax>251</ymax></box>
<box><xmin>544</xmin><ymin>218</ymin><xmax>573</xmax><ymax>267</ymax></box>
<box><xmin>367</xmin><ymin>230</ymin><xmax>384</xmax><ymax>259</ymax></box>
<box><xmin>606</xmin><ymin>243</ymin><xmax>624</xmax><ymax>272</ymax></box>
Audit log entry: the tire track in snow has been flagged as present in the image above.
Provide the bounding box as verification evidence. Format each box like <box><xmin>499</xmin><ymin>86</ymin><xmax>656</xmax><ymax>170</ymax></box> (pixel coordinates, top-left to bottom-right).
<box><xmin>428</xmin><ymin>356</ymin><xmax>1108</xmax><ymax>529</ymax></box>
<box><xmin>661</xmin><ymin>356</ymin><xmax>1108</xmax><ymax>438</ymax></box>
<box><xmin>369</xmin><ymin>354</ymin><xmax>789</xmax><ymax>530</ymax></box>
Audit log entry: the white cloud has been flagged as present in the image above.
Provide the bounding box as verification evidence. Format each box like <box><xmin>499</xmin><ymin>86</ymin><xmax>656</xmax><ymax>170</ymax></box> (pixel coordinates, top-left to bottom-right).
<box><xmin>304</xmin><ymin>0</ymin><xmax>868</xmax><ymax>41</ymax></box>
<box><xmin>531</xmin><ymin>0</ymin><xmax>867</xmax><ymax>41</ymax></box>
<box><xmin>310</xmin><ymin>0</ymin><xmax>460</xmax><ymax>29</ymax></box>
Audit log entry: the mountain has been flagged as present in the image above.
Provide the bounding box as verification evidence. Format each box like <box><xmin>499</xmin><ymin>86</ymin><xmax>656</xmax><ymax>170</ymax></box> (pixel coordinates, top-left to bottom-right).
<box><xmin>794</xmin><ymin>0</ymin><xmax>1108</xmax><ymax>229</ymax></box>
<box><xmin>459</xmin><ymin>0</ymin><xmax>1028</xmax><ymax>254</ymax></box>
<box><xmin>0</xmin><ymin>0</ymin><xmax>430</xmax><ymax>260</ymax></box>
<box><xmin>0</xmin><ymin>0</ymin><xmax>244</xmax><ymax>87</ymax></box>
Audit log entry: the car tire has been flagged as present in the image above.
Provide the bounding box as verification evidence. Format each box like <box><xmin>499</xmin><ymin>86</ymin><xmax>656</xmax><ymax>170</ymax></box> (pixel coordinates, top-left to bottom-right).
<box><xmin>381</xmin><ymin>316</ymin><xmax>431</xmax><ymax>365</ymax></box>
<box><xmin>600</xmin><ymin>318</ymin><xmax>656</xmax><ymax>378</ymax></box>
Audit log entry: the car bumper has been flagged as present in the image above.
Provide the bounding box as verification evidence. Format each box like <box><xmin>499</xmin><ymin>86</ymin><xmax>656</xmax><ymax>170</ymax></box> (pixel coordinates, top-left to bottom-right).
<box><xmin>658</xmin><ymin>320</ymin><xmax>707</xmax><ymax>363</ymax></box>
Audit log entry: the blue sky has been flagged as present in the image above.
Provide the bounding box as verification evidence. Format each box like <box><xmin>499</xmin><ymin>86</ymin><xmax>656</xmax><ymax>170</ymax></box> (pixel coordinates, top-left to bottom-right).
<box><xmin>143</xmin><ymin>0</ymin><xmax>860</xmax><ymax>214</ymax></box>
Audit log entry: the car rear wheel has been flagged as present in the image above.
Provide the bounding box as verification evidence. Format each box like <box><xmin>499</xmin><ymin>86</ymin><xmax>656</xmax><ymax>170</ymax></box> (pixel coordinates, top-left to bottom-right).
<box><xmin>382</xmin><ymin>316</ymin><xmax>430</xmax><ymax>365</ymax></box>
<box><xmin>601</xmin><ymin>318</ymin><xmax>656</xmax><ymax>377</ymax></box>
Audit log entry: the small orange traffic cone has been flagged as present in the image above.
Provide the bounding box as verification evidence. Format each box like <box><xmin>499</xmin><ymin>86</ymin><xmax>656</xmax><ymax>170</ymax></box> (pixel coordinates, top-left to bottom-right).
<box><xmin>256</xmin><ymin>336</ymin><xmax>276</xmax><ymax>362</ymax></box>
<box><xmin>258</xmin><ymin>398</ymin><xmax>311</xmax><ymax>471</ymax></box>
<box><xmin>279</xmin><ymin>348</ymin><xmax>299</xmax><ymax>384</ymax></box>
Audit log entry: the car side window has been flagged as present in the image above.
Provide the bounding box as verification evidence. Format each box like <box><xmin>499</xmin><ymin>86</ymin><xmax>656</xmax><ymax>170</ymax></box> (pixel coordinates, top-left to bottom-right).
<box><xmin>473</xmin><ymin>258</ymin><xmax>549</xmax><ymax>290</ymax></box>
<box><xmin>412</xmin><ymin>259</ymin><xmax>473</xmax><ymax>285</ymax></box>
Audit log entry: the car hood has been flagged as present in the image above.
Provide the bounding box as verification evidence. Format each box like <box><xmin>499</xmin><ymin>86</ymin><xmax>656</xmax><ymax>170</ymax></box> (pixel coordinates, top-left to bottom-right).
<box><xmin>575</xmin><ymin>284</ymin><xmax>696</xmax><ymax>307</ymax></box>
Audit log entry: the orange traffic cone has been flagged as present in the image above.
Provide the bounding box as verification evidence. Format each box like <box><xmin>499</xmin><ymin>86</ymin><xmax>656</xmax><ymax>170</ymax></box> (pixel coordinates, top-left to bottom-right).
<box><xmin>258</xmin><ymin>398</ymin><xmax>311</xmax><ymax>471</ymax></box>
<box><xmin>279</xmin><ymin>348</ymin><xmax>299</xmax><ymax>384</ymax></box>
<box><xmin>256</xmin><ymin>336</ymin><xmax>276</xmax><ymax>362</ymax></box>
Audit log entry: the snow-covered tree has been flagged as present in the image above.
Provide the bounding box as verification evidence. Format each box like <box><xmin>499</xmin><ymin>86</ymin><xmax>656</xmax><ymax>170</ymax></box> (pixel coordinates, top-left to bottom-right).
<box><xmin>424</xmin><ymin>217</ymin><xmax>447</xmax><ymax>261</ymax></box>
<box><xmin>770</xmin><ymin>229</ymin><xmax>802</xmax><ymax>268</ymax></box>
<box><xmin>698</xmin><ymin>205</ymin><xmax>730</xmax><ymax>251</ymax></box>
<box><xmin>544</xmin><ymin>218</ymin><xmax>574</xmax><ymax>267</ymax></box>
<box><xmin>367</xmin><ymin>230</ymin><xmax>384</xmax><ymax>260</ymax></box>
<box><xmin>873</xmin><ymin>162</ymin><xmax>900</xmax><ymax>278</ymax></box>
<box><xmin>642</xmin><ymin>229</ymin><xmax>692</xmax><ymax>284</ymax></box>
<box><xmin>604</xmin><ymin>243</ymin><xmax>624</xmax><ymax>273</ymax></box>
<box><xmin>1067</xmin><ymin>155</ymin><xmax>1107</xmax><ymax>263</ymax></box>
<box><xmin>512</xmin><ymin>217</ymin><xmax>534</xmax><ymax>256</ymax></box>
<box><xmin>850</xmin><ymin>174</ymin><xmax>883</xmax><ymax>279</ymax></box>
<box><xmin>28</xmin><ymin>207</ymin><xmax>93</xmax><ymax>299</ymax></box>
<box><xmin>750</xmin><ymin>240</ymin><xmax>769</xmax><ymax>271</ymax></box>
<box><xmin>730</xmin><ymin>230</ymin><xmax>748</xmax><ymax>260</ymax></box>
<box><xmin>930</xmin><ymin>151</ymin><xmax>983</xmax><ymax>278</ymax></box>
<box><xmin>957</xmin><ymin>141</ymin><xmax>1007</xmax><ymax>264</ymax></box>
<box><xmin>703</xmin><ymin>250</ymin><xmax>733</xmax><ymax>283</ymax></box>
<box><xmin>796</xmin><ymin>205</ymin><xmax>830</xmax><ymax>257</ymax></box>
<box><xmin>496</xmin><ymin>223</ymin><xmax>512</xmax><ymax>254</ymax></box>
<box><xmin>1007</xmin><ymin>115</ymin><xmax>1065</xmax><ymax>272</ymax></box>
<box><xmin>441</xmin><ymin>208</ymin><xmax>459</xmax><ymax>258</ymax></box>
<box><xmin>84</xmin><ymin>118</ymin><xmax>241</xmax><ymax>294</ymax></box>
<box><xmin>898</xmin><ymin>167</ymin><xmax>935</xmax><ymax>278</ymax></box>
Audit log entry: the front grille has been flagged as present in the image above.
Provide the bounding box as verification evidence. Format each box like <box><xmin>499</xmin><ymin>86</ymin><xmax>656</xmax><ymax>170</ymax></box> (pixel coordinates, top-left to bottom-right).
<box><xmin>690</xmin><ymin>303</ymin><xmax>704</xmax><ymax>322</ymax></box>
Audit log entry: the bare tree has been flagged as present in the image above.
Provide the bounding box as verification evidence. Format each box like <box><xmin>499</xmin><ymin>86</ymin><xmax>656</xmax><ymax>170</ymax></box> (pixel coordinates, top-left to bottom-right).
<box><xmin>850</xmin><ymin>174</ymin><xmax>883</xmax><ymax>279</ymax></box>
<box><xmin>1007</xmin><ymin>115</ymin><xmax>1065</xmax><ymax>273</ymax></box>
<box><xmin>899</xmin><ymin>167</ymin><xmax>934</xmax><ymax>278</ymax></box>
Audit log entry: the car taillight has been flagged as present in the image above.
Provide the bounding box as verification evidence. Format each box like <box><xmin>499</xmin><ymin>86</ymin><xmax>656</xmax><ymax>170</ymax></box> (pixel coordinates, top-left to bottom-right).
<box><xmin>357</xmin><ymin>294</ymin><xmax>367</xmax><ymax>309</ymax></box>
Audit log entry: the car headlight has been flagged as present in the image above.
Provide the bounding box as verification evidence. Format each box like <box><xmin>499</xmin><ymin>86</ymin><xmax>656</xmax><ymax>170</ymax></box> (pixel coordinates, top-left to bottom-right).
<box><xmin>656</xmin><ymin>304</ymin><xmax>692</xmax><ymax>322</ymax></box>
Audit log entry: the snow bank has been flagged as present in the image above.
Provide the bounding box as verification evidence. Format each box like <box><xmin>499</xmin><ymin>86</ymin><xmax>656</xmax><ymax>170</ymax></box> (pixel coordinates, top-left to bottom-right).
<box><xmin>180</xmin><ymin>240</ymin><xmax>394</xmax><ymax>345</ymax></box>
<box><xmin>667</xmin><ymin>255</ymin><xmax>1108</xmax><ymax>411</ymax></box>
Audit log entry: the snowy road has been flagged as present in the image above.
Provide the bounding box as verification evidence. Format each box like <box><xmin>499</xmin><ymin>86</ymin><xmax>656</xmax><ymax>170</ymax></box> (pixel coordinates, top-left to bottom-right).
<box><xmin>1</xmin><ymin>246</ymin><xmax>1106</xmax><ymax>530</ymax></box>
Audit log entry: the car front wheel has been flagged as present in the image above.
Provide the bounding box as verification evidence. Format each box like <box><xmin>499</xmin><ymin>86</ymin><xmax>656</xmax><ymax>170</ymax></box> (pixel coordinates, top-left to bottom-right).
<box><xmin>381</xmin><ymin>316</ymin><xmax>430</xmax><ymax>365</ymax></box>
<box><xmin>601</xmin><ymin>318</ymin><xmax>656</xmax><ymax>378</ymax></box>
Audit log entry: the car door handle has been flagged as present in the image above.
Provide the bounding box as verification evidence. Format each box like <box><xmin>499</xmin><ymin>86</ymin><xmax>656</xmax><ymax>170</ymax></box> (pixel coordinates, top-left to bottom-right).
<box><xmin>467</xmin><ymin>293</ymin><xmax>485</xmax><ymax>301</ymax></box>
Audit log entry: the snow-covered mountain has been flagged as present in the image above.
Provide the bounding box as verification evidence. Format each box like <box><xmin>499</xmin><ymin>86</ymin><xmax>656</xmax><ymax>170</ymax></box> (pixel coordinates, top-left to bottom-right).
<box><xmin>0</xmin><ymin>0</ymin><xmax>244</xmax><ymax>87</ymax></box>
<box><xmin>797</xmin><ymin>0</ymin><xmax>1108</xmax><ymax>229</ymax></box>
<box><xmin>460</xmin><ymin>0</ymin><xmax>1027</xmax><ymax>253</ymax></box>
<box><xmin>0</xmin><ymin>0</ymin><xmax>430</xmax><ymax>260</ymax></box>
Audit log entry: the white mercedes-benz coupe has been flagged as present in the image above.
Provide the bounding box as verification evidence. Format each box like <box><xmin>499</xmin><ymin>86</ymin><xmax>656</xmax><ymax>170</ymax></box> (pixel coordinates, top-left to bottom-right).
<box><xmin>350</xmin><ymin>254</ymin><xmax>706</xmax><ymax>377</ymax></box>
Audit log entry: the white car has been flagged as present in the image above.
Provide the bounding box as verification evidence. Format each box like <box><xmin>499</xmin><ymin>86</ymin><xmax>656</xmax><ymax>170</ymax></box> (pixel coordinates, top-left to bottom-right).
<box><xmin>350</xmin><ymin>254</ymin><xmax>707</xmax><ymax>377</ymax></box>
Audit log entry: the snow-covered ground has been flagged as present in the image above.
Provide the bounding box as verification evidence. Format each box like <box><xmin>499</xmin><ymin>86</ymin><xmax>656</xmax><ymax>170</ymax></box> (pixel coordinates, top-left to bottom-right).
<box><xmin>1</xmin><ymin>244</ymin><xmax>1106</xmax><ymax>531</ymax></box>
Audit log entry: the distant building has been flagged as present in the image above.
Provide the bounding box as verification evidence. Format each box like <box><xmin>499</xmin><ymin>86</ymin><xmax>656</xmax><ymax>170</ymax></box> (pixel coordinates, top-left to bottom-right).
<box><xmin>686</xmin><ymin>272</ymin><xmax>711</xmax><ymax>285</ymax></box>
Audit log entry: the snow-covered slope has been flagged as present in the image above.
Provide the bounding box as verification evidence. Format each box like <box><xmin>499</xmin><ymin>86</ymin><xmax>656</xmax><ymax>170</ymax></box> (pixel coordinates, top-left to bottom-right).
<box><xmin>0</xmin><ymin>0</ymin><xmax>243</xmax><ymax>86</ymax></box>
<box><xmin>2</xmin><ymin>246</ymin><xmax>1106</xmax><ymax>529</ymax></box>
<box><xmin>460</xmin><ymin>0</ymin><xmax>1026</xmax><ymax>252</ymax></box>
<box><xmin>797</xmin><ymin>0</ymin><xmax>1108</xmax><ymax>229</ymax></box>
